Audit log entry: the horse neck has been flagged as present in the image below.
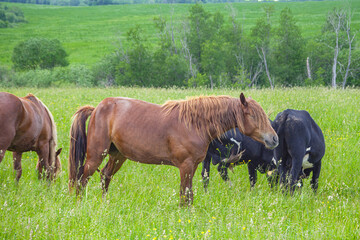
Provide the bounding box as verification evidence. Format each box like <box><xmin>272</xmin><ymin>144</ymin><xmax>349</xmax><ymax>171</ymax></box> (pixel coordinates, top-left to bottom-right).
<box><xmin>203</xmin><ymin>98</ymin><xmax>241</xmax><ymax>143</ymax></box>
<box><xmin>25</xmin><ymin>96</ymin><xmax>58</xmax><ymax>164</ymax></box>
<box><xmin>41</xmin><ymin>102</ymin><xmax>57</xmax><ymax>165</ymax></box>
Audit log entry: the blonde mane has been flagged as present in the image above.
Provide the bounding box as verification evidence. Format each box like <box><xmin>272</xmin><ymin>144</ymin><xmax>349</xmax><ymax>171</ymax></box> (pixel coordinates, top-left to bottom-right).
<box><xmin>162</xmin><ymin>95</ymin><xmax>269</xmax><ymax>140</ymax></box>
<box><xmin>162</xmin><ymin>95</ymin><xmax>242</xmax><ymax>139</ymax></box>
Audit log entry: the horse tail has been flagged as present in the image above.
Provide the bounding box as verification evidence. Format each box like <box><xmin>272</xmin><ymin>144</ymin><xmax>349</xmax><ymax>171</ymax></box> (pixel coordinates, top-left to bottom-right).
<box><xmin>68</xmin><ymin>105</ymin><xmax>95</xmax><ymax>192</ymax></box>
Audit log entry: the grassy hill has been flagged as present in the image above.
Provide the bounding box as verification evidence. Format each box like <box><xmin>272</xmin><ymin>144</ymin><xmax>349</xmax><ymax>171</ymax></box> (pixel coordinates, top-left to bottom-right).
<box><xmin>1</xmin><ymin>1</ymin><xmax>359</xmax><ymax>67</ymax></box>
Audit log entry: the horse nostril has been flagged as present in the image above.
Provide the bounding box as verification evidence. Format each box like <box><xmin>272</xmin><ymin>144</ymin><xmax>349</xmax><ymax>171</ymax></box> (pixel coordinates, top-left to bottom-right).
<box><xmin>273</xmin><ymin>135</ymin><xmax>278</xmax><ymax>143</ymax></box>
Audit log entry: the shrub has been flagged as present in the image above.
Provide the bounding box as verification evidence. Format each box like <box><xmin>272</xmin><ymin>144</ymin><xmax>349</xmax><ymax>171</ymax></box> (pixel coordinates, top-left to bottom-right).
<box><xmin>0</xmin><ymin>5</ymin><xmax>26</xmax><ymax>28</ymax></box>
<box><xmin>0</xmin><ymin>8</ymin><xmax>6</xmax><ymax>21</ymax></box>
<box><xmin>187</xmin><ymin>73</ymin><xmax>208</xmax><ymax>88</ymax></box>
<box><xmin>68</xmin><ymin>64</ymin><xmax>93</xmax><ymax>87</ymax></box>
<box><xmin>0</xmin><ymin>19</ymin><xmax>7</xmax><ymax>28</ymax></box>
<box><xmin>13</xmin><ymin>69</ymin><xmax>53</xmax><ymax>87</ymax></box>
<box><xmin>92</xmin><ymin>54</ymin><xmax>119</xmax><ymax>86</ymax></box>
<box><xmin>0</xmin><ymin>65</ymin><xmax>15</xmax><ymax>86</ymax></box>
<box><xmin>12</xmin><ymin>38</ymin><xmax>69</xmax><ymax>71</ymax></box>
<box><xmin>51</xmin><ymin>65</ymin><xmax>94</xmax><ymax>87</ymax></box>
<box><xmin>5</xmin><ymin>12</ymin><xmax>16</xmax><ymax>23</ymax></box>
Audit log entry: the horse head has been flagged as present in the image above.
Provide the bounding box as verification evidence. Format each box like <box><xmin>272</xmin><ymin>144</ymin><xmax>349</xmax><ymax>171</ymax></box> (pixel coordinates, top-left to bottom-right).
<box><xmin>238</xmin><ymin>93</ymin><xmax>278</xmax><ymax>150</ymax></box>
<box><xmin>54</xmin><ymin>148</ymin><xmax>62</xmax><ymax>177</ymax></box>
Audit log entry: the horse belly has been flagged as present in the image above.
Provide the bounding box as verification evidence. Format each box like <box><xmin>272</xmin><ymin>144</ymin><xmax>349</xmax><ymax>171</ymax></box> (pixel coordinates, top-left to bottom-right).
<box><xmin>10</xmin><ymin>124</ymin><xmax>43</xmax><ymax>152</ymax></box>
<box><xmin>8</xmin><ymin>135</ymin><xmax>37</xmax><ymax>152</ymax></box>
<box><xmin>113</xmin><ymin>135</ymin><xmax>173</xmax><ymax>165</ymax></box>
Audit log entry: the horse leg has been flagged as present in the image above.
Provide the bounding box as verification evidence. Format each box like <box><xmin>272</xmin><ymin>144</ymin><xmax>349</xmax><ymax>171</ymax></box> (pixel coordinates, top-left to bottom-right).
<box><xmin>80</xmin><ymin>136</ymin><xmax>111</xmax><ymax>191</ymax></box>
<box><xmin>101</xmin><ymin>151</ymin><xmax>126</xmax><ymax>195</ymax></box>
<box><xmin>218</xmin><ymin>163</ymin><xmax>229</xmax><ymax>182</ymax></box>
<box><xmin>310</xmin><ymin>161</ymin><xmax>321</xmax><ymax>193</ymax></box>
<box><xmin>13</xmin><ymin>152</ymin><xmax>23</xmax><ymax>181</ymax></box>
<box><xmin>37</xmin><ymin>142</ymin><xmax>50</xmax><ymax>180</ymax></box>
<box><xmin>278</xmin><ymin>159</ymin><xmax>287</xmax><ymax>190</ymax></box>
<box><xmin>201</xmin><ymin>156</ymin><xmax>211</xmax><ymax>192</ymax></box>
<box><xmin>288</xmin><ymin>158</ymin><xmax>302</xmax><ymax>194</ymax></box>
<box><xmin>36</xmin><ymin>156</ymin><xmax>45</xmax><ymax>179</ymax></box>
<box><xmin>0</xmin><ymin>149</ymin><xmax>6</xmax><ymax>164</ymax></box>
<box><xmin>0</xmin><ymin>130</ymin><xmax>15</xmax><ymax>164</ymax></box>
<box><xmin>179</xmin><ymin>159</ymin><xmax>198</xmax><ymax>207</ymax></box>
<box><xmin>247</xmin><ymin>163</ymin><xmax>257</xmax><ymax>189</ymax></box>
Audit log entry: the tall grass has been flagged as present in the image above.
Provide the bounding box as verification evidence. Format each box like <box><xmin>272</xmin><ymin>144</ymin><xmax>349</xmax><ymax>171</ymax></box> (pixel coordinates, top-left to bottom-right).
<box><xmin>1</xmin><ymin>1</ymin><xmax>359</xmax><ymax>67</ymax></box>
<box><xmin>0</xmin><ymin>87</ymin><xmax>359</xmax><ymax>239</ymax></box>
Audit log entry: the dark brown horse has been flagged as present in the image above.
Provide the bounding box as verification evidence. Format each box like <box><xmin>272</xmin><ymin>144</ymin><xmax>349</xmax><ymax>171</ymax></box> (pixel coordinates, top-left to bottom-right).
<box><xmin>0</xmin><ymin>92</ymin><xmax>62</xmax><ymax>181</ymax></box>
<box><xmin>69</xmin><ymin>93</ymin><xmax>278</xmax><ymax>206</ymax></box>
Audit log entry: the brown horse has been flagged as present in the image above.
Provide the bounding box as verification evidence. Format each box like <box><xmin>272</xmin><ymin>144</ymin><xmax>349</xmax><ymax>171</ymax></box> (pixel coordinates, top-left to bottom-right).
<box><xmin>0</xmin><ymin>92</ymin><xmax>62</xmax><ymax>181</ymax></box>
<box><xmin>69</xmin><ymin>93</ymin><xmax>278</xmax><ymax>206</ymax></box>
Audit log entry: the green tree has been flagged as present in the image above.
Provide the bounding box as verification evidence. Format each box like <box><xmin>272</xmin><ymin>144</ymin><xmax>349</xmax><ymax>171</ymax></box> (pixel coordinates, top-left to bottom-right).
<box><xmin>305</xmin><ymin>39</ymin><xmax>332</xmax><ymax>86</ymax></box>
<box><xmin>251</xmin><ymin>17</ymin><xmax>273</xmax><ymax>88</ymax></box>
<box><xmin>201</xmin><ymin>40</ymin><xmax>225</xmax><ymax>89</ymax></box>
<box><xmin>220</xmin><ymin>5</ymin><xmax>243</xmax><ymax>84</ymax></box>
<box><xmin>322</xmin><ymin>8</ymin><xmax>347</xmax><ymax>88</ymax></box>
<box><xmin>152</xmin><ymin>16</ymin><xmax>187</xmax><ymax>87</ymax></box>
<box><xmin>12</xmin><ymin>38</ymin><xmax>68</xmax><ymax>71</ymax></box>
<box><xmin>115</xmin><ymin>25</ymin><xmax>153</xmax><ymax>86</ymax></box>
<box><xmin>187</xmin><ymin>3</ymin><xmax>212</xmax><ymax>73</ymax></box>
<box><xmin>273</xmin><ymin>7</ymin><xmax>305</xmax><ymax>86</ymax></box>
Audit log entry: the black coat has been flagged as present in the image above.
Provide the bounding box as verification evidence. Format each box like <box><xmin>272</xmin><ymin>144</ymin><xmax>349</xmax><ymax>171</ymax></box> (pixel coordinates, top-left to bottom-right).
<box><xmin>201</xmin><ymin>128</ymin><xmax>274</xmax><ymax>190</ymax></box>
<box><xmin>272</xmin><ymin>109</ymin><xmax>325</xmax><ymax>192</ymax></box>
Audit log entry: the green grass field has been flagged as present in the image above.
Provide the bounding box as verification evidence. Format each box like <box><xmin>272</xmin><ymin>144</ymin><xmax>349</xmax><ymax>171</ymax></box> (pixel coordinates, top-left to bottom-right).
<box><xmin>1</xmin><ymin>1</ymin><xmax>359</xmax><ymax>67</ymax></box>
<box><xmin>0</xmin><ymin>87</ymin><xmax>359</xmax><ymax>239</ymax></box>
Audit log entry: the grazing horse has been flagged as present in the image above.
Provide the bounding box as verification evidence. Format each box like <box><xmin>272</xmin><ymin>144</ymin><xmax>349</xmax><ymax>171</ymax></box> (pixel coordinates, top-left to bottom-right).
<box><xmin>272</xmin><ymin>109</ymin><xmax>325</xmax><ymax>193</ymax></box>
<box><xmin>0</xmin><ymin>92</ymin><xmax>62</xmax><ymax>181</ymax></box>
<box><xmin>201</xmin><ymin>128</ymin><xmax>275</xmax><ymax>191</ymax></box>
<box><xmin>68</xmin><ymin>93</ymin><xmax>278</xmax><ymax>206</ymax></box>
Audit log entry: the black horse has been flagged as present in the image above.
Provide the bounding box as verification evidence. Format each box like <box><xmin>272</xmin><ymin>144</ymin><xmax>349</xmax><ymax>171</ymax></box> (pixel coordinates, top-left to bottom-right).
<box><xmin>201</xmin><ymin>128</ymin><xmax>275</xmax><ymax>191</ymax></box>
<box><xmin>272</xmin><ymin>109</ymin><xmax>325</xmax><ymax>193</ymax></box>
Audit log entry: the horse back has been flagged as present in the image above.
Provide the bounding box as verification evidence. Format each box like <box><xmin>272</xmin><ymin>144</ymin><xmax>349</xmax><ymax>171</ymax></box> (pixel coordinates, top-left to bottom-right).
<box><xmin>273</xmin><ymin>109</ymin><xmax>325</xmax><ymax>161</ymax></box>
<box><xmin>90</xmin><ymin>97</ymin><xmax>207</xmax><ymax>166</ymax></box>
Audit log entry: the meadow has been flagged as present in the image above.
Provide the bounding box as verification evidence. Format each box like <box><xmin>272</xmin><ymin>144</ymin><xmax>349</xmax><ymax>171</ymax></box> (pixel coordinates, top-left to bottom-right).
<box><xmin>1</xmin><ymin>0</ymin><xmax>360</xmax><ymax>67</ymax></box>
<box><xmin>0</xmin><ymin>87</ymin><xmax>359</xmax><ymax>239</ymax></box>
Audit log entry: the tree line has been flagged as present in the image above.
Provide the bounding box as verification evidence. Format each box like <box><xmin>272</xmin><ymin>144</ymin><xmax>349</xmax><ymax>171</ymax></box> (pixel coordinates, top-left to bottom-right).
<box><xmin>0</xmin><ymin>0</ymin><xmax>326</xmax><ymax>6</ymax></box>
<box><xmin>1</xmin><ymin>3</ymin><xmax>359</xmax><ymax>88</ymax></box>
<box><xmin>92</xmin><ymin>4</ymin><xmax>360</xmax><ymax>88</ymax></box>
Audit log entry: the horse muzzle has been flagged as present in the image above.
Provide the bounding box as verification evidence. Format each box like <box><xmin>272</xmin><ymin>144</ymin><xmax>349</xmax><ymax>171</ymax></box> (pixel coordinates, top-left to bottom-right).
<box><xmin>263</xmin><ymin>133</ymin><xmax>279</xmax><ymax>150</ymax></box>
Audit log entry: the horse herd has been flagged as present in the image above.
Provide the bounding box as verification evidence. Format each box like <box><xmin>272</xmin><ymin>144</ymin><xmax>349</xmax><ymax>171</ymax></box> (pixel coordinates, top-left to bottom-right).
<box><xmin>0</xmin><ymin>91</ymin><xmax>325</xmax><ymax>206</ymax></box>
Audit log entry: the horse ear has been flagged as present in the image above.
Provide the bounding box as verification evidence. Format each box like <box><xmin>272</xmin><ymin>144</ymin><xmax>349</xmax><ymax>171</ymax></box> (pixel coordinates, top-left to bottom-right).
<box><xmin>56</xmin><ymin>148</ymin><xmax>62</xmax><ymax>156</ymax></box>
<box><xmin>240</xmin><ymin>93</ymin><xmax>248</xmax><ymax>107</ymax></box>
